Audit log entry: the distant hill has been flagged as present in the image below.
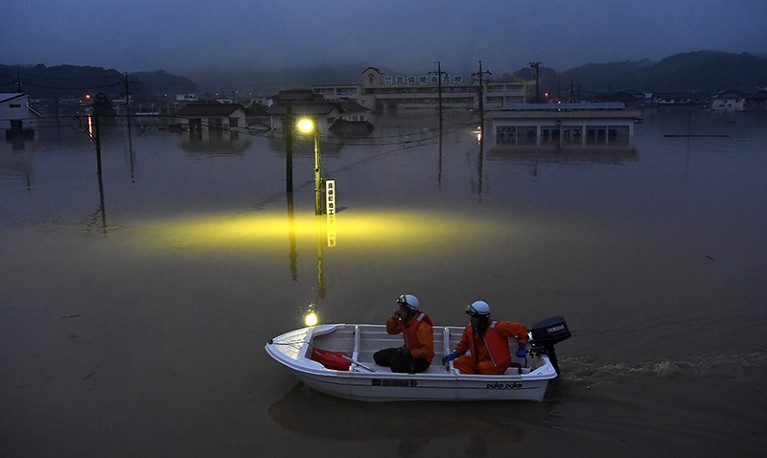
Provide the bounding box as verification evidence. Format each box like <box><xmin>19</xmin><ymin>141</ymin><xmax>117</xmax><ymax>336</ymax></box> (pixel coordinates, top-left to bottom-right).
<box><xmin>128</xmin><ymin>70</ymin><xmax>198</xmax><ymax>100</ymax></box>
<box><xmin>537</xmin><ymin>51</ymin><xmax>767</xmax><ymax>94</ymax></box>
<box><xmin>552</xmin><ymin>59</ymin><xmax>654</xmax><ymax>92</ymax></box>
<box><xmin>3</xmin><ymin>51</ymin><xmax>767</xmax><ymax>101</ymax></box>
<box><xmin>0</xmin><ymin>64</ymin><xmax>198</xmax><ymax>101</ymax></box>
<box><xmin>186</xmin><ymin>62</ymin><xmax>370</xmax><ymax>95</ymax></box>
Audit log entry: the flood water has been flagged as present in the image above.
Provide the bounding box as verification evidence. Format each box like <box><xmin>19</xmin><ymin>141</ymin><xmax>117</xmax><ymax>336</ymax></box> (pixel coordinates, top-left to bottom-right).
<box><xmin>1</xmin><ymin>107</ymin><xmax>765</xmax><ymax>457</ymax></box>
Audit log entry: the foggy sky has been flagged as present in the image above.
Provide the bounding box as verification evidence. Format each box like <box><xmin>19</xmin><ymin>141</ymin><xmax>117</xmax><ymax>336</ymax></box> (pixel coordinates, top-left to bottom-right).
<box><xmin>3</xmin><ymin>0</ymin><xmax>766</xmax><ymax>75</ymax></box>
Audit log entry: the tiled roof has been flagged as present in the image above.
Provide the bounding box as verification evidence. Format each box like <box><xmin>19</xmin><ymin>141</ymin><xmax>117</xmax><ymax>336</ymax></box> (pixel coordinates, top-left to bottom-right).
<box><xmin>267</xmin><ymin>102</ymin><xmax>337</xmax><ymax>116</ymax></box>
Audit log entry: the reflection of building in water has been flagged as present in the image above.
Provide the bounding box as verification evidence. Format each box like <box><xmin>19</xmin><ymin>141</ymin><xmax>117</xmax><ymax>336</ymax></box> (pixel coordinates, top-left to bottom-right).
<box><xmin>179</xmin><ymin>129</ymin><xmax>250</xmax><ymax>155</ymax></box>
<box><xmin>489</xmin><ymin>103</ymin><xmax>641</xmax><ymax>149</ymax></box>
<box><xmin>485</xmin><ymin>146</ymin><xmax>639</xmax><ymax>166</ymax></box>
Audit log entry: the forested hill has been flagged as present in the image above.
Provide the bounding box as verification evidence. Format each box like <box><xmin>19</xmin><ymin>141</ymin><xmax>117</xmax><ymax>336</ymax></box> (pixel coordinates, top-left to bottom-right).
<box><xmin>549</xmin><ymin>51</ymin><xmax>767</xmax><ymax>93</ymax></box>
<box><xmin>0</xmin><ymin>64</ymin><xmax>198</xmax><ymax>101</ymax></box>
<box><xmin>3</xmin><ymin>50</ymin><xmax>766</xmax><ymax>100</ymax></box>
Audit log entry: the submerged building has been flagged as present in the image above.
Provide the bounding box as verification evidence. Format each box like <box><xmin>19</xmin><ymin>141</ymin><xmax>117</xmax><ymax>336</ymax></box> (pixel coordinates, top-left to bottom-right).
<box><xmin>1</xmin><ymin>93</ymin><xmax>41</xmax><ymax>138</ymax></box>
<box><xmin>312</xmin><ymin>67</ymin><xmax>531</xmax><ymax>112</ymax></box>
<box><xmin>488</xmin><ymin>103</ymin><xmax>641</xmax><ymax>149</ymax></box>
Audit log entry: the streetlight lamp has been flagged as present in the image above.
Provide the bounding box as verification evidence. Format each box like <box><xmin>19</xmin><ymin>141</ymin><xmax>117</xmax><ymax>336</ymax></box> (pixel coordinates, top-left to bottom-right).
<box><xmin>297</xmin><ymin>117</ymin><xmax>322</xmax><ymax>215</ymax></box>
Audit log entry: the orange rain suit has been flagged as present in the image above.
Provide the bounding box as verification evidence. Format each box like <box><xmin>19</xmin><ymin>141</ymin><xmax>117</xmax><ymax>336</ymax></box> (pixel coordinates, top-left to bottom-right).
<box><xmin>453</xmin><ymin>320</ymin><xmax>529</xmax><ymax>375</ymax></box>
<box><xmin>385</xmin><ymin>312</ymin><xmax>435</xmax><ymax>363</ymax></box>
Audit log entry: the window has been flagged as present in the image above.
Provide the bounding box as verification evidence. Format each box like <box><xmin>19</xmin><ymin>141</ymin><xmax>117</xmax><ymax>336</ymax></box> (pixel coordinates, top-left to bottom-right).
<box><xmin>496</xmin><ymin>126</ymin><xmax>517</xmax><ymax>145</ymax></box>
<box><xmin>541</xmin><ymin>127</ymin><xmax>560</xmax><ymax>145</ymax></box>
<box><xmin>561</xmin><ymin>127</ymin><xmax>582</xmax><ymax>145</ymax></box>
<box><xmin>608</xmin><ymin>126</ymin><xmax>630</xmax><ymax>146</ymax></box>
<box><xmin>585</xmin><ymin>126</ymin><xmax>606</xmax><ymax>145</ymax></box>
<box><xmin>519</xmin><ymin>127</ymin><xmax>537</xmax><ymax>145</ymax></box>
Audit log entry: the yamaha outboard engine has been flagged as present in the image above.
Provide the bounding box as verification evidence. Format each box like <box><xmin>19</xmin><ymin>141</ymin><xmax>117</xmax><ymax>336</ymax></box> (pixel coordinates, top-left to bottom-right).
<box><xmin>530</xmin><ymin>316</ymin><xmax>571</xmax><ymax>375</ymax></box>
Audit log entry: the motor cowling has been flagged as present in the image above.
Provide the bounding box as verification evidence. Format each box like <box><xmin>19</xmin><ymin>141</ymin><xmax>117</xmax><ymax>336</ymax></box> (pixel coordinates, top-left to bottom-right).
<box><xmin>529</xmin><ymin>316</ymin><xmax>570</xmax><ymax>376</ymax></box>
<box><xmin>530</xmin><ymin>316</ymin><xmax>571</xmax><ymax>347</ymax></box>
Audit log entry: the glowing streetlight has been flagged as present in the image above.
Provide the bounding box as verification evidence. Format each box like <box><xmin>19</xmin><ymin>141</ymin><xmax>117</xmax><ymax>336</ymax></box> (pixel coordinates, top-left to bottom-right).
<box><xmin>297</xmin><ymin>117</ymin><xmax>322</xmax><ymax>215</ymax></box>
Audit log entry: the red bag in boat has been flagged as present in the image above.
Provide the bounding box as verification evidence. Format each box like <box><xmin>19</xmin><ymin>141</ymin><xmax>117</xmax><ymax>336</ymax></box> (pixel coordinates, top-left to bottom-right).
<box><xmin>310</xmin><ymin>347</ymin><xmax>352</xmax><ymax>371</ymax></box>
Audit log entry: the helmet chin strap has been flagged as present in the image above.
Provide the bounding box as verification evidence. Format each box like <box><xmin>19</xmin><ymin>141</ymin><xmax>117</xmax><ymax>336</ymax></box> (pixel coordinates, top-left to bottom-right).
<box><xmin>473</xmin><ymin>316</ymin><xmax>489</xmax><ymax>336</ymax></box>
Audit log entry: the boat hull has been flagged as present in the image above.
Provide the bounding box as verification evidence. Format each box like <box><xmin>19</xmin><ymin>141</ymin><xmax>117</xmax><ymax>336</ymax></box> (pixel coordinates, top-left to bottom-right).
<box><xmin>265</xmin><ymin>324</ymin><xmax>558</xmax><ymax>402</ymax></box>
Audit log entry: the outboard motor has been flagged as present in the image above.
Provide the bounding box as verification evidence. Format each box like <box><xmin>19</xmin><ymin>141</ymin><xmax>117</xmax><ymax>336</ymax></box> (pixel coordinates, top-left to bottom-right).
<box><xmin>530</xmin><ymin>316</ymin><xmax>571</xmax><ymax>375</ymax></box>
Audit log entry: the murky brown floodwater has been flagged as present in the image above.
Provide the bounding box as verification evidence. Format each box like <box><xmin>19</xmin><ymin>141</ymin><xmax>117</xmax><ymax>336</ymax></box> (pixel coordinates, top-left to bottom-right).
<box><xmin>1</xmin><ymin>108</ymin><xmax>765</xmax><ymax>457</ymax></box>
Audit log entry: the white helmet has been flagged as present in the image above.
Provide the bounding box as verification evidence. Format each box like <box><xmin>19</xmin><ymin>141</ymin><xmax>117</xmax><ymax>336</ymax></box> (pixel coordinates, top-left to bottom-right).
<box><xmin>466</xmin><ymin>300</ymin><xmax>491</xmax><ymax>317</ymax></box>
<box><xmin>397</xmin><ymin>294</ymin><xmax>420</xmax><ymax>311</ymax></box>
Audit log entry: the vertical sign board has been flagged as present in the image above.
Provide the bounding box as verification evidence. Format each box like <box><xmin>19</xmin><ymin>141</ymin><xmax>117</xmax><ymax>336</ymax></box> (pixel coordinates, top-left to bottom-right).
<box><xmin>325</xmin><ymin>180</ymin><xmax>336</xmax><ymax>247</ymax></box>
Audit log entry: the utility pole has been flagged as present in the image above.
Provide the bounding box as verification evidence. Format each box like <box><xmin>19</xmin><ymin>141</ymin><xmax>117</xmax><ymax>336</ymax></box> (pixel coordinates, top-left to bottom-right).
<box><xmin>94</xmin><ymin>112</ymin><xmax>103</xmax><ymax>177</ymax></box>
<box><xmin>472</xmin><ymin>60</ymin><xmax>491</xmax><ymax>134</ymax></box>
<box><xmin>14</xmin><ymin>72</ymin><xmax>23</xmax><ymax>92</ymax></box>
<box><xmin>123</xmin><ymin>73</ymin><xmax>136</xmax><ymax>181</ymax></box>
<box><xmin>285</xmin><ymin>104</ymin><xmax>294</xmax><ymax>194</ymax></box>
<box><xmin>123</xmin><ymin>74</ymin><xmax>132</xmax><ymax>120</ymax></box>
<box><xmin>430</xmin><ymin>62</ymin><xmax>447</xmax><ymax>131</ymax></box>
<box><xmin>529</xmin><ymin>60</ymin><xmax>542</xmax><ymax>103</ymax></box>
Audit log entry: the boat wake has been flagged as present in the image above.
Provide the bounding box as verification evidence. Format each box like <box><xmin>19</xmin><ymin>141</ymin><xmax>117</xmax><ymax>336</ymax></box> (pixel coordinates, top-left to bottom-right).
<box><xmin>559</xmin><ymin>350</ymin><xmax>767</xmax><ymax>385</ymax></box>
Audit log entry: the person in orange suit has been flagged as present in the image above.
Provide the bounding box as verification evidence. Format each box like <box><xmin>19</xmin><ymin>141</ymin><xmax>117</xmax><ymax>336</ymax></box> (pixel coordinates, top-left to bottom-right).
<box><xmin>373</xmin><ymin>293</ymin><xmax>434</xmax><ymax>373</ymax></box>
<box><xmin>442</xmin><ymin>300</ymin><xmax>528</xmax><ymax>375</ymax></box>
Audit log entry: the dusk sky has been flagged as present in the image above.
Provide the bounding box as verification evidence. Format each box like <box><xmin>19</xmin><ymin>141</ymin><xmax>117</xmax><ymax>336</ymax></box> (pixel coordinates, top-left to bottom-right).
<box><xmin>3</xmin><ymin>0</ymin><xmax>766</xmax><ymax>75</ymax></box>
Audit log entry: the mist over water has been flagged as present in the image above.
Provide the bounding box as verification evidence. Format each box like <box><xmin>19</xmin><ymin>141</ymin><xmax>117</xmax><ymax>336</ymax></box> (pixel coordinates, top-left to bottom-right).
<box><xmin>1</xmin><ymin>107</ymin><xmax>765</xmax><ymax>456</ymax></box>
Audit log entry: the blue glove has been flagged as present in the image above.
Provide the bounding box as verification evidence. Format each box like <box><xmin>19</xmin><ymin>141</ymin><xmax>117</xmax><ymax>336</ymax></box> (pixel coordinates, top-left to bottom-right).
<box><xmin>442</xmin><ymin>350</ymin><xmax>459</xmax><ymax>365</ymax></box>
<box><xmin>516</xmin><ymin>345</ymin><xmax>527</xmax><ymax>358</ymax></box>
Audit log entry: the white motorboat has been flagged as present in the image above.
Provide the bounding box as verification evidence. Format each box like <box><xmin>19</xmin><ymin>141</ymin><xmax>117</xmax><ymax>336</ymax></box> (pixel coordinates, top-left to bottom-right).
<box><xmin>265</xmin><ymin>316</ymin><xmax>570</xmax><ymax>402</ymax></box>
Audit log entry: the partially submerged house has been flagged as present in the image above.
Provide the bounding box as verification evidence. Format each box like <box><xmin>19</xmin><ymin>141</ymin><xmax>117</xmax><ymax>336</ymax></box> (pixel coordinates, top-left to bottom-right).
<box><xmin>175</xmin><ymin>103</ymin><xmax>247</xmax><ymax>132</ymax></box>
<box><xmin>710</xmin><ymin>90</ymin><xmax>747</xmax><ymax>112</ymax></box>
<box><xmin>1</xmin><ymin>93</ymin><xmax>41</xmax><ymax>137</ymax></box>
<box><xmin>268</xmin><ymin>89</ymin><xmax>372</xmax><ymax>133</ymax></box>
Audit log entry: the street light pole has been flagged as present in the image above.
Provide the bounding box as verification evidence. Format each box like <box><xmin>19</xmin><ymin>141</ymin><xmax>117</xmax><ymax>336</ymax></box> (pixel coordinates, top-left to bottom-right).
<box><xmin>297</xmin><ymin>117</ymin><xmax>323</xmax><ymax>215</ymax></box>
<box><xmin>313</xmin><ymin>126</ymin><xmax>322</xmax><ymax>215</ymax></box>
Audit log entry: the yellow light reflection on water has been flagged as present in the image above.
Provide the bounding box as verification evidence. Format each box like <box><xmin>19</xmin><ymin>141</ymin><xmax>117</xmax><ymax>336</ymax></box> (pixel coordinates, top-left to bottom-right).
<box><xmin>138</xmin><ymin>208</ymin><xmax>504</xmax><ymax>252</ymax></box>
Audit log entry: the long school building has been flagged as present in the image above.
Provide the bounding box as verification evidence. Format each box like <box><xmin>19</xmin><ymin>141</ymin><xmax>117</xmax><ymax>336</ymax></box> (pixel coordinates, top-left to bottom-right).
<box><xmin>313</xmin><ymin>67</ymin><xmax>530</xmax><ymax>112</ymax></box>
<box><xmin>488</xmin><ymin>103</ymin><xmax>641</xmax><ymax>149</ymax></box>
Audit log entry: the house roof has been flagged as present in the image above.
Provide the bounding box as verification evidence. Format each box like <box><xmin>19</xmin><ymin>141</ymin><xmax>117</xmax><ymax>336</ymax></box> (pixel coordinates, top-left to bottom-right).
<box><xmin>267</xmin><ymin>102</ymin><xmax>338</xmax><ymax>116</ymax></box>
<box><xmin>0</xmin><ymin>93</ymin><xmax>25</xmax><ymax>104</ymax></box>
<box><xmin>713</xmin><ymin>90</ymin><xmax>748</xmax><ymax>99</ymax></box>
<box><xmin>335</xmin><ymin>98</ymin><xmax>369</xmax><ymax>113</ymax></box>
<box><xmin>176</xmin><ymin>103</ymin><xmax>245</xmax><ymax>117</ymax></box>
<box><xmin>272</xmin><ymin>89</ymin><xmax>324</xmax><ymax>103</ymax></box>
